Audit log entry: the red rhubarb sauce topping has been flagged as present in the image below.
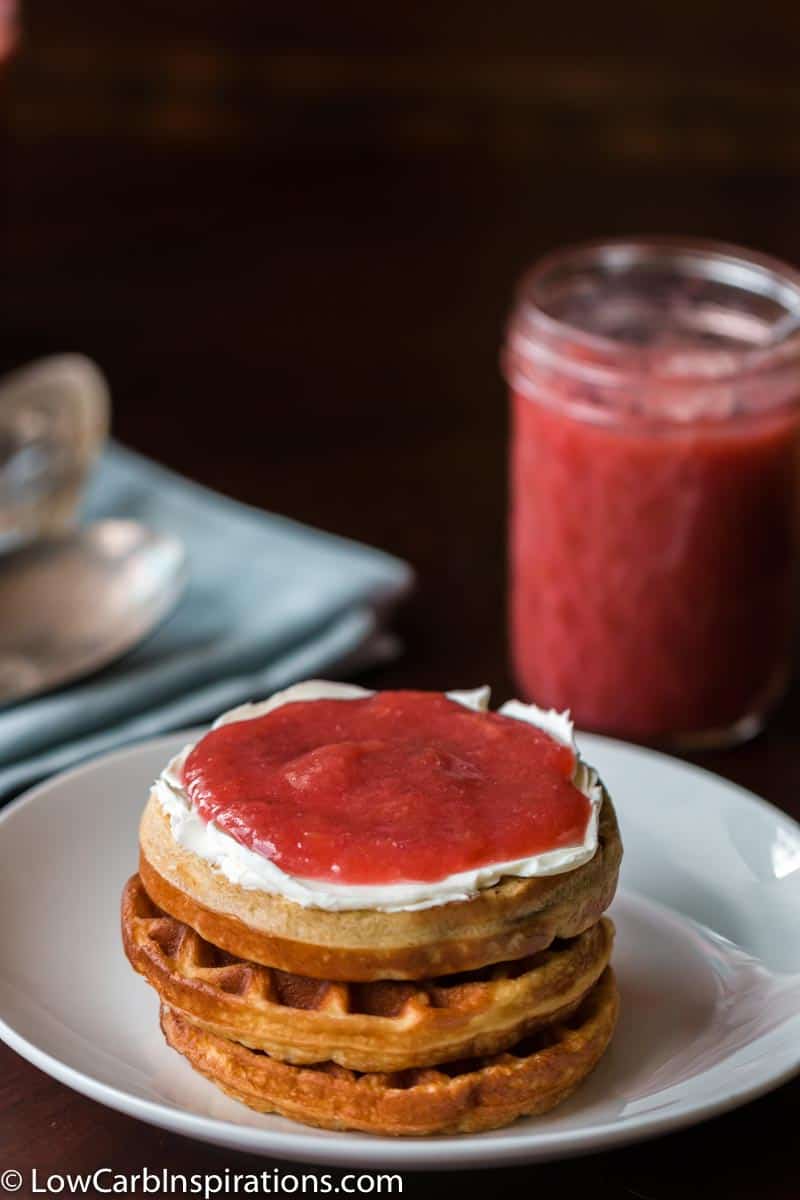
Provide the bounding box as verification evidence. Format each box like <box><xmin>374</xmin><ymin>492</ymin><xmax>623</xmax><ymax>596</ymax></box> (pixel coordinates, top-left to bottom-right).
<box><xmin>182</xmin><ymin>691</ymin><xmax>590</xmax><ymax>886</ymax></box>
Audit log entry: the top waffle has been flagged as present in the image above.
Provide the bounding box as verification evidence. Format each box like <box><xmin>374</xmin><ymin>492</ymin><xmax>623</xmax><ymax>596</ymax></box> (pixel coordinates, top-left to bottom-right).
<box><xmin>139</xmin><ymin>789</ymin><xmax>622</xmax><ymax>981</ymax></box>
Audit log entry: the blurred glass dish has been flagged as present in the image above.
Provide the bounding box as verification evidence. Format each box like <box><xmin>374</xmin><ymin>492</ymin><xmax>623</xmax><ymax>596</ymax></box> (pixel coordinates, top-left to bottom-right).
<box><xmin>0</xmin><ymin>356</ymin><xmax>110</xmax><ymax>554</ymax></box>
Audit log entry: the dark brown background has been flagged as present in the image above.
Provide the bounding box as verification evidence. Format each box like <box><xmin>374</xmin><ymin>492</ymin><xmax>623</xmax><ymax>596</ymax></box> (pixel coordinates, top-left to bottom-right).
<box><xmin>3</xmin><ymin>3</ymin><xmax>800</xmax><ymax>1196</ymax></box>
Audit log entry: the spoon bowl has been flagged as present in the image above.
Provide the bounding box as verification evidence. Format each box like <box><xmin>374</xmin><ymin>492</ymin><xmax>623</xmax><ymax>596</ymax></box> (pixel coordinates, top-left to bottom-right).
<box><xmin>0</xmin><ymin>520</ymin><xmax>187</xmax><ymax>705</ymax></box>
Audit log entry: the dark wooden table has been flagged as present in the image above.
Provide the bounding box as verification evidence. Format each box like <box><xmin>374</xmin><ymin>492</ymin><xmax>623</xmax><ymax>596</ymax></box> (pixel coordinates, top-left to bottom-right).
<box><xmin>3</xmin><ymin>4</ymin><xmax>800</xmax><ymax>1196</ymax></box>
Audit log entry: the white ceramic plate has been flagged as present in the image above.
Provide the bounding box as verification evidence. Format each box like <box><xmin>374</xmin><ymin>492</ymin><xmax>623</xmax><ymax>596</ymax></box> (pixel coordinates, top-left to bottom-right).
<box><xmin>1</xmin><ymin>732</ymin><xmax>799</xmax><ymax>1170</ymax></box>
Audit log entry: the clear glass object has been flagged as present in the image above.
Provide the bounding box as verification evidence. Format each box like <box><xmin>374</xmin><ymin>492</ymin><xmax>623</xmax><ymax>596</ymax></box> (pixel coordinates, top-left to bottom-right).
<box><xmin>503</xmin><ymin>238</ymin><xmax>800</xmax><ymax>748</ymax></box>
<box><xmin>0</xmin><ymin>356</ymin><xmax>110</xmax><ymax>555</ymax></box>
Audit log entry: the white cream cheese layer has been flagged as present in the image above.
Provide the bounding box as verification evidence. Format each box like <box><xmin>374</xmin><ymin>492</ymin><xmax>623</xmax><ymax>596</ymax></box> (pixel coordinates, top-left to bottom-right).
<box><xmin>153</xmin><ymin>680</ymin><xmax>603</xmax><ymax>913</ymax></box>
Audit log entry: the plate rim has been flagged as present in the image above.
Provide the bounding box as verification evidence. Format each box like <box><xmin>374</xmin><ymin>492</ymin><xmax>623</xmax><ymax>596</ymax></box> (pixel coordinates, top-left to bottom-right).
<box><xmin>1</xmin><ymin>729</ymin><xmax>799</xmax><ymax>1169</ymax></box>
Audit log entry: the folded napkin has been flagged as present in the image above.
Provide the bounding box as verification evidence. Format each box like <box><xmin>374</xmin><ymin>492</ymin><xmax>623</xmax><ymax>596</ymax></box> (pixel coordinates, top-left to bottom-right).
<box><xmin>0</xmin><ymin>443</ymin><xmax>413</xmax><ymax>800</ymax></box>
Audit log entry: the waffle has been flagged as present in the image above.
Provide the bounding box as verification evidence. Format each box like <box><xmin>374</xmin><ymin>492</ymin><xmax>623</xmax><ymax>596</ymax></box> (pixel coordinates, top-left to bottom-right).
<box><xmin>139</xmin><ymin>789</ymin><xmax>622</xmax><ymax>980</ymax></box>
<box><xmin>160</xmin><ymin>968</ymin><xmax>618</xmax><ymax>1135</ymax></box>
<box><xmin>123</xmin><ymin>874</ymin><xmax>614</xmax><ymax>1072</ymax></box>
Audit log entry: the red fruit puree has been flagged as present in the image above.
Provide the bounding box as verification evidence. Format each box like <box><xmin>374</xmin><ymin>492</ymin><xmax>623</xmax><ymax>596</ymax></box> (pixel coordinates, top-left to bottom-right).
<box><xmin>506</xmin><ymin>240</ymin><xmax>800</xmax><ymax>744</ymax></box>
<box><xmin>183</xmin><ymin>692</ymin><xmax>590</xmax><ymax>885</ymax></box>
<box><xmin>511</xmin><ymin>396</ymin><xmax>799</xmax><ymax>739</ymax></box>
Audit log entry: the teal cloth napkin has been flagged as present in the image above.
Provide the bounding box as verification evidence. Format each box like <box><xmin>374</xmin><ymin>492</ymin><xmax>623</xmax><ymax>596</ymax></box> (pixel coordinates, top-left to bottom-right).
<box><xmin>0</xmin><ymin>443</ymin><xmax>413</xmax><ymax>799</ymax></box>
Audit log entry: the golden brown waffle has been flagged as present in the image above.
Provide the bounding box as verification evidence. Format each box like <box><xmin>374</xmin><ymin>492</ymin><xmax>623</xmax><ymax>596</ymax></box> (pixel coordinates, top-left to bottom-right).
<box><xmin>160</xmin><ymin>968</ymin><xmax>618</xmax><ymax>1135</ymax></box>
<box><xmin>123</xmin><ymin>874</ymin><xmax>614</xmax><ymax>1072</ymax></box>
<box><xmin>139</xmin><ymin>790</ymin><xmax>622</xmax><ymax>980</ymax></box>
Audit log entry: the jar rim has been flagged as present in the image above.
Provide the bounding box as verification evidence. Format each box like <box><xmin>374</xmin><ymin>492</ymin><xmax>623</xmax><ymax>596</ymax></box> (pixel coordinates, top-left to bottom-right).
<box><xmin>511</xmin><ymin>236</ymin><xmax>800</xmax><ymax>389</ymax></box>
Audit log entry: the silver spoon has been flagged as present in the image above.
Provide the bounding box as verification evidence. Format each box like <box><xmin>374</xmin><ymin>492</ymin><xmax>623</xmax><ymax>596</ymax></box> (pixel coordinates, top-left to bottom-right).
<box><xmin>0</xmin><ymin>519</ymin><xmax>187</xmax><ymax>705</ymax></box>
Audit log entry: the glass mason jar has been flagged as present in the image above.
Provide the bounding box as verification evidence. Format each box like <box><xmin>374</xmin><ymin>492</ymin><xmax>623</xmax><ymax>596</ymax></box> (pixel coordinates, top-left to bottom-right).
<box><xmin>503</xmin><ymin>238</ymin><xmax>800</xmax><ymax>748</ymax></box>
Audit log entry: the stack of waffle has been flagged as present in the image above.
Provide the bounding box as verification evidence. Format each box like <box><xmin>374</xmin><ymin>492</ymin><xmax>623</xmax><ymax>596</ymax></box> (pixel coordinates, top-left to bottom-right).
<box><xmin>122</xmin><ymin>786</ymin><xmax>622</xmax><ymax>1136</ymax></box>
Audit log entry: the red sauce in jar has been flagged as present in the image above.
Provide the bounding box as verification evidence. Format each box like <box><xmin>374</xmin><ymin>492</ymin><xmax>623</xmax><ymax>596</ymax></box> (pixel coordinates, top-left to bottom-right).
<box><xmin>505</xmin><ymin>239</ymin><xmax>800</xmax><ymax>745</ymax></box>
<box><xmin>182</xmin><ymin>691</ymin><xmax>590</xmax><ymax>885</ymax></box>
<box><xmin>510</xmin><ymin>394</ymin><xmax>799</xmax><ymax>740</ymax></box>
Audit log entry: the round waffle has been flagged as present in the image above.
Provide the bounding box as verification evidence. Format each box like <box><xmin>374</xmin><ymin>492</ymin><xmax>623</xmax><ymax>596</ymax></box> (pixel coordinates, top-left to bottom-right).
<box><xmin>159</xmin><ymin>968</ymin><xmax>618</xmax><ymax>1135</ymax></box>
<box><xmin>139</xmin><ymin>790</ymin><xmax>622</xmax><ymax>981</ymax></box>
<box><xmin>123</xmin><ymin>874</ymin><xmax>614</xmax><ymax>1072</ymax></box>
